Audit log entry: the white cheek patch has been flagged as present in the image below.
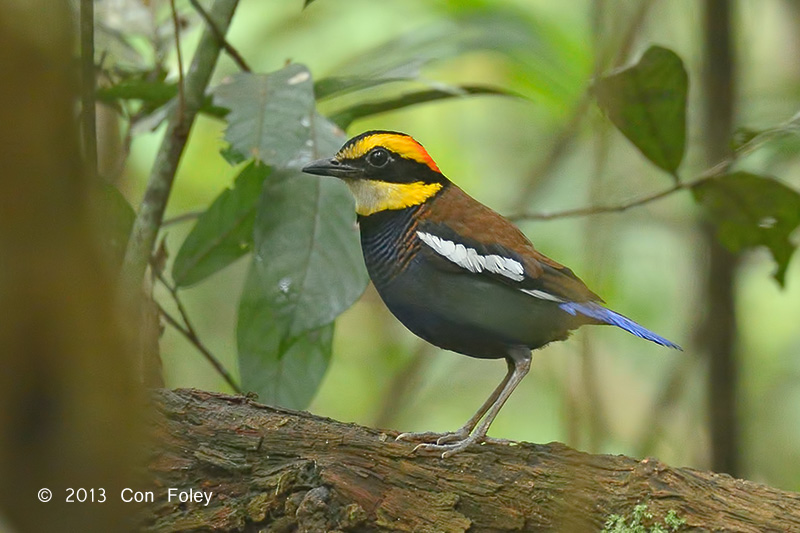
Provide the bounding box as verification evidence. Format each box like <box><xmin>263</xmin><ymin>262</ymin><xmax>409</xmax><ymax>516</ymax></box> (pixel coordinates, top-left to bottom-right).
<box><xmin>416</xmin><ymin>231</ymin><xmax>525</xmax><ymax>282</ymax></box>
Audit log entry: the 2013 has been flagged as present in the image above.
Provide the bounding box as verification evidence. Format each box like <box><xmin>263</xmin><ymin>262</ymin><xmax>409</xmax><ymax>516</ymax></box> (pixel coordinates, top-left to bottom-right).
<box><xmin>66</xmin><ymin>488</ymin><xmax>106</xmax><ymax>503</ymax></box>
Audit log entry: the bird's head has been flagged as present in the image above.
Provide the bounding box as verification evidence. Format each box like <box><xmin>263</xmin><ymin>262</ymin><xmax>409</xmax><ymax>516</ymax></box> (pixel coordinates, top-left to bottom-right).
<box><xmin>302</xmin><ymin>131</ymin><xmax>448</xmax><ymax>216</ymax></box>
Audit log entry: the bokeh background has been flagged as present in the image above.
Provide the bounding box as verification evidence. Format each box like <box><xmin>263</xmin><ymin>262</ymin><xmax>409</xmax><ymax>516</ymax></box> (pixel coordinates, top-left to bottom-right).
<box><xmin>104</xmin><ymin>0</ymin><xmax>800</xmax><ymax>491</ymax></box>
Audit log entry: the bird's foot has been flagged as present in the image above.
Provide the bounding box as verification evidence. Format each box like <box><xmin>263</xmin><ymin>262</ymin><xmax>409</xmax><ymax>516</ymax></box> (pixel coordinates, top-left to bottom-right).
<box><xmin>395</xmin><ymin>428</ymin><xmax>470</xmax><ymax>446</ymax></box>
<box><xmin>483</xmin><ymin>436</ymin><xmax>518</xmax><ymax>446</ymax></box>
<box><xmin>410</xmin><ymin>432</ymin><xmax>484</xmax><ymax>458</ymax></box>
<box><xmin>398</xmin><ymin>433</ymin><xmax>517</xmax><ymax>458</ymax></box>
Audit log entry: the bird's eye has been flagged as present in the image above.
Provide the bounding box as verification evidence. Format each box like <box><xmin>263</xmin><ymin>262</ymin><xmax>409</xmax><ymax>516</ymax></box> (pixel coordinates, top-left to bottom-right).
<box><xmin>367</xmin><ymin>147</ymin><xmax>389</xmax><ymax>168</ymax></box>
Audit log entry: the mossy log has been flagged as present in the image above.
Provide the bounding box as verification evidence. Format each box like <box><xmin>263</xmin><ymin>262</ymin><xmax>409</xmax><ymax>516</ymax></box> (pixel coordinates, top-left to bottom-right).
<box><xmin>143</xmin><ymin>388</ymin><xmax>800</xmax><ymax>532</ymax></box>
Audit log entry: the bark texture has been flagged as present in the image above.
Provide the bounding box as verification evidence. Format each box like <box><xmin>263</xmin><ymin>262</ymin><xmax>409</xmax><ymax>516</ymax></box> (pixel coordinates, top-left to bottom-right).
<box><xmin>142</xmin><ymin>389</ymin><xmax>800</xmax><ymax>532</ymax></box>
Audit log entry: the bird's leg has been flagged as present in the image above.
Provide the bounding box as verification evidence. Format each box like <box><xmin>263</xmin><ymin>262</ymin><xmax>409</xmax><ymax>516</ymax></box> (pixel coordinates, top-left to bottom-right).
<box><xmin>395</xmin><ymin>359</ymin><xmax>515</xmax><ymax>445</ymax></box>
<box><xmin>412</xmin><ymin>346</ymin><xmax>531</xmax><ymax>458</ymax></box>
<box><xmin>432</xmin><ymin>359</ymin><xmax>516</xmax><ymax>445</ymax></box>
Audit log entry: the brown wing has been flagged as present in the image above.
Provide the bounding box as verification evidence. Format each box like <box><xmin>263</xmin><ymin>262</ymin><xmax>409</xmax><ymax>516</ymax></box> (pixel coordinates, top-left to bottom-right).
<box><xmin>419</xmin><ymin>184</ymin><xmax>602</xmax><ymax>303</ymax></box>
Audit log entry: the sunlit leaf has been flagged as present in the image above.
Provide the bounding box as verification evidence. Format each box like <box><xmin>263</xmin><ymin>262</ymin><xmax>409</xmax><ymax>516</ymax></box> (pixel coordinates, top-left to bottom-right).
<box><xmin>329</xmin><ymin>85</ymin><xmax>521</xmax><ymax>129</ymax></box>
<box><xmin>594</xmin><ymin>45</ymin><xmax>687</xmax><ymax>176</ymax></box>
<box><xmin>693</xmin><ymin>172</ymin><xmax>800</xmax><ymax>286</ymax></box>
<box><xmin>172</xmin><ymin>162</ymin><xmax>270</xmax><ymax>287</ymax></box>
<box><xmin>213</xmin><ymin>65</ymin><xmax>318</xmax><ymax>168</ymax></box>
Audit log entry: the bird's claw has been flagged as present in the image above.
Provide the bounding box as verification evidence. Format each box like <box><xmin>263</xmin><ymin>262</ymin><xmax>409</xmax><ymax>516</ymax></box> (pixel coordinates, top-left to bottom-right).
<box><xmin>399</xmin><ymin>433</ymin><xmax>515</xmax><ymax>458</ymax></box>
<box><xmin>411</xmin><ymin>438</ymin><xmax>479</xmax><ymax>458</ymax></box>
<box><xmin>395</xmin><ymin>429</ymin><xmax>467</xmax><ymax>444</ymax></box>
<box><xmin>434</xmin><ymin>430</ymin><xmax>469</xmax><ymax>445</ymax></box>
<box><xmin>482</xmin><ymin>436</ymin><xmax>517</xmax><ymax>446</ymax></box>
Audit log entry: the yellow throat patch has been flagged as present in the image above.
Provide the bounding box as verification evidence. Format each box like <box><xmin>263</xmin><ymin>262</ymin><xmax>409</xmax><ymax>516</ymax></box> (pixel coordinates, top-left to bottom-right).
<box><xmin>345</xmin><ymin>179</ymin><xmax>443</xmax><ymax>216</ymax></box>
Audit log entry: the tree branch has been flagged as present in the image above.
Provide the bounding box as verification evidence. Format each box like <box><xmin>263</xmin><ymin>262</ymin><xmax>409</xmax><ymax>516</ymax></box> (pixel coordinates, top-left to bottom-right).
<box><xmin>153</xmin><ymin>271</ymin><xmax>242</xmax><ymax>394</ymax></box>
<box><xmin>188</xmin><ymin>0</ymin><xmax>251</xmax><ymax>72</ymax></box>
<box><xmin>161</xmin><ymin>209</ymin><xmax>203</xmax><ymax>227</ymax></box>
<box><xmin>140</xmin><ymin>389</ymin><xmax>800</xmax><ymax>532</ymax></box>
<box><xmin>702</xmin><ymin>0</ymin><xmax>739</xmax><ymax>476</ymax></box>
<box><xmin>507</xmin><ymin>128</ymin><xmax>773</xmax><ymax>222</ymax></box>
<box><xmin>120</xmin><ymin>0</ymin><xmax>239</xmax><ymax>298</ymax></box>
<box><xmin>169</xmin><ymin>0</ymin><xmax>186</xmax><ymax>126</ymax></box>
<box><xmin>509</xmin><ymin>180</ymin><xmax>691</xmax><ymax>221</ymax></box>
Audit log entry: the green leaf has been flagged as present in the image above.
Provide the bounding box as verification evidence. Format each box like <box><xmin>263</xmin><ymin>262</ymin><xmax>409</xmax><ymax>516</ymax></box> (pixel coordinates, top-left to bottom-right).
<box><xmin>213</xmin><ymin>65</ymin><xmax>321</xmax><ymax>168</ymax></box>
<box><xmin>235</xmin><ymin>115</ymin><xmax>368</xmax><ymax>408</ymax></box>
<box><xmin>693</xmin><ymin>172</ymin><xmax>800</xmax><ymax>286</ymax></box>
<box><xmin>314</xmin><ymin>14</ymin><xmax>542</xmax><ymax>100</ymax></box>
<box><xmin>314</xmin><ymin>74</ymin><xmax>422</xmax><ymax>101</ymax></box>
<box><xmin>251</xmin><ymin>167</ymin><xmax>367</xmax><ymax>336</ymax></box>
<box><xmin>219</xmin><ymin>145</ymin><xmax>248</xmax><ymax>166</ymax></box>
<box><xmin>329</xmin><ymin>85</ymin><xmax>521</xmax><ymax>129</ymax></box>
<box><xmin>237</xmin><ymin>269</ymin><xmax>334</xmax><ymax>409</ymax></box>
<box><xmin>303</xmin><ymin>0</ymin><xmax>317</xmax><ymax>7</ymax></box>
<box><xmin>96</xmin><ymin>78</ymin><xmax>177</xmax><ymax>108</ymax></box>
<box><xmin>594</xmin><ymin>45</ymin><xmax>688</xmax><ymax>176</ymax></box>
<box><xmin>172</xmin><ymin>162</ymin><xmax>270</xmax><ymax>287</ymax></box>
<box><xmin>99</xmin><ymin>76</ymin><xmax>227</xmax><ymax>134</ymax></box>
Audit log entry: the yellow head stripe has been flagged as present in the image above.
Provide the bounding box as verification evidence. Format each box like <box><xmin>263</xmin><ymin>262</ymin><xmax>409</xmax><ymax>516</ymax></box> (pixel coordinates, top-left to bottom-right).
<box><xmin>345</xmin><ymin>180</ymin><xmax>443</xmax><ymax>216</ymax></box>
<box><xmin>336</xmin><ymin>133</ymin><xmax>441</xmax><ymax>173</ymax></box>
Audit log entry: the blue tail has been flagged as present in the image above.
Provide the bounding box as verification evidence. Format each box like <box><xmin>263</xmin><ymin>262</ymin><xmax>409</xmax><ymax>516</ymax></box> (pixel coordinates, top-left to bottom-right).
<box><xmin>559</xmin><ymin>301</ymin><xmax>682</xmax><ymax>350</ymax></box>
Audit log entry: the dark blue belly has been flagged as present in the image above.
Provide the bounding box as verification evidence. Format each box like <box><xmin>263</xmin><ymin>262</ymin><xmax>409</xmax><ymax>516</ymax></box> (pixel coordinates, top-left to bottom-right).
<box><xmin>371</xmin><ymin>254</ymin><xmax>576</xmax><ymax>359</ymax></box>
<box><xmin>357</xmin><ymin>206</ymin><xmax>582</xmax><ymax>359</ymax></box>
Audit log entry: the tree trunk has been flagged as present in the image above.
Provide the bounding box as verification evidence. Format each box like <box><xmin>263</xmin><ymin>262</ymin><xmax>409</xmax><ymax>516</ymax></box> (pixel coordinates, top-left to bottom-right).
<box><xmin>702</xmin><ymin>0</ymin><xmax>740</xmax><ymax>478</ymax></box>
<box><xmin>141</xmin><ymin>389</ymin><xmax>800</xmax><ymax>532</ymax></box>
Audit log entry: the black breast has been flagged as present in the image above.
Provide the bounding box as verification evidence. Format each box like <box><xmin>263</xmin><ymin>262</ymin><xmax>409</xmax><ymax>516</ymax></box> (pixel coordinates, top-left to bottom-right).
<box><xmin>358</xmin><ymin>206</ymin><xmax>422</xmax><ymax>289</ymax></box>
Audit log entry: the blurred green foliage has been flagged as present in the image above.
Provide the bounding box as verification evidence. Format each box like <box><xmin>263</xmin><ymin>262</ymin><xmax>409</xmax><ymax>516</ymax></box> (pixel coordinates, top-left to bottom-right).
<box><xmin>96</xmin><ymin>0</ymin><xmax>800</xmax><ymax>491</ymax></box>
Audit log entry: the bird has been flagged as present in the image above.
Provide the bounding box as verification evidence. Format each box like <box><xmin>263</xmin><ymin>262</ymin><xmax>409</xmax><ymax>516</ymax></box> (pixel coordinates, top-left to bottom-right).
<box><xmin>302</xmin><ymin>130</ymin><xmax>681</xmax><ymax>458</ymax></box>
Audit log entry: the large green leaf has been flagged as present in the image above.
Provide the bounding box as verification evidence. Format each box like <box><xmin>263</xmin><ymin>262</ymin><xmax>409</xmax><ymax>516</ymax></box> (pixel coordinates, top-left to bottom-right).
<box><xmin>235</xmin><ymin>114</ymin><xmax>367</xmax><ymax>408</ymax></box>
<box><xmin>237</xmin><ymin>268</ymin><xmax>334</xmax><ymax>409</ymax></box>
<box><xmin>213</xmin><ymin>65</ymin><xmax>318</xmax><ymax>168</ymax></box>
<box><xmin>250</xmin><ymin>167</ymin><xmax>366</xmax><ymax>337</ymax></box>
<box><xmin>172</xmin><ymin>162</ymin><xmax>270</xmax><ymax>287</ymax></box>
<box><xmin>693</xmin><ymin>172</ymin><xmax>800</xmax><ymax>286</ymax></box>
<box><xmin>594</xmin><ymin>46</ymin><xmax>688</xmax><ymax>176</ymax></box>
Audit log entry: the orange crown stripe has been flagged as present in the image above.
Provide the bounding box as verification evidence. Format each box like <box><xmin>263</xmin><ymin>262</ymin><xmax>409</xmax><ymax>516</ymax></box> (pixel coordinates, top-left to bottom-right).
<box><xmin>336</xmin><ymin>133</ymin><xmax>441</xmax><ymax>173</ymax></box>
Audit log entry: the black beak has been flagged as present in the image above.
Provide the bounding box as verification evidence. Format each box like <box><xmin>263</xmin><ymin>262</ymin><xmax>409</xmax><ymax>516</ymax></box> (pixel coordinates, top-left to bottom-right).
<box><xmin>302</xmin><ymin>157</ymin><xmax>359</xmax><ymax>178</ymax></box>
